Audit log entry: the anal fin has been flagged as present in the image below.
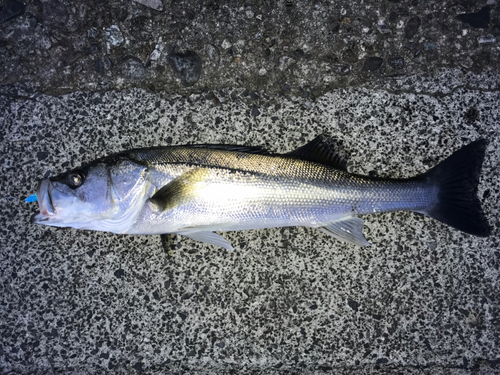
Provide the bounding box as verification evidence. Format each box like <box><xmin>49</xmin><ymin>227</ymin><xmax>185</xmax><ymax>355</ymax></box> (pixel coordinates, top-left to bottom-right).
<box><xmin>179</xmin><ymin>231</ymin><xmax>235</xmax><ymax>251</ymax></box>
<box><xmin>317</xmin><ymin>217</ymin><xmax>370</xmax><ymax>247</ymax></box>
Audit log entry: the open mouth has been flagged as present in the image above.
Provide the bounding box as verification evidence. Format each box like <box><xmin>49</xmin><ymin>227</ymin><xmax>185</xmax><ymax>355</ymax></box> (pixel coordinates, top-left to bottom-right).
<box><xmin>30</xmin><ymin>179</ymin><xmax>55</xmax><ymax>223</ymax></box>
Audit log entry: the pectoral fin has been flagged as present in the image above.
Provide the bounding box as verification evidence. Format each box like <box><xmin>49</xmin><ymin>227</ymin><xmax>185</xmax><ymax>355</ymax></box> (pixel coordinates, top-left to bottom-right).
<box><xmin>317</xmin><ymin>217</ymin><xmax>370</xmax><ymax>247</ymax></box>
<box><xmin>179</xmin><ymin>231</ymin><xmax>235</xmax><ymax>251</ymax></box>
<box><xmin>149</xmin><ymin>168</ymin><xmax>209</xmax><ymax>211</ymax></box>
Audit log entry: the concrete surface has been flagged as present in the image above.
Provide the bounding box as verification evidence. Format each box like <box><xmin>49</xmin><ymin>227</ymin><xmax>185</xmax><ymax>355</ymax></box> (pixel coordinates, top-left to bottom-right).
<box><xmin>1</xmin><ymin>70</ymin><xmax>499</xmax><ymax>374</ymax></box>
<box><xmin>0</xmin><ymin>0</ymin><xmax>500</xmax><ymax>374</ymax></box>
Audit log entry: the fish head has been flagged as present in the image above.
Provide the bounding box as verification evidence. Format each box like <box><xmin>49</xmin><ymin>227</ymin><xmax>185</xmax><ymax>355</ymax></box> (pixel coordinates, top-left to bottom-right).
<box><xmin>31</xmin><ymin>158</ymin><xmax>150</xmax><ymax>233</ymax></box>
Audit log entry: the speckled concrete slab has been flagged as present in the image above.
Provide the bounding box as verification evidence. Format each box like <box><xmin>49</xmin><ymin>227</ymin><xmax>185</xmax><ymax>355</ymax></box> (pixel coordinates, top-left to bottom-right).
<box><xmin>0</xmin><ymin>72</ymin><xmax>499</xmax><ymax>374</ymax></box>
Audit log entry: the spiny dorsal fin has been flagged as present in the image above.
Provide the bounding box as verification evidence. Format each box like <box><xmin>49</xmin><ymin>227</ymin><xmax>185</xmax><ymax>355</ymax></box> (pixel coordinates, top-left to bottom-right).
<box><xmin>287</xmin><ymin>135</ymin><xmax>349</xmax><ymax>171</ymax></box>
<box><xmin>190</xmin><ymin>144</ymin><xmax>271</xmax><ymax>155</ymax></box>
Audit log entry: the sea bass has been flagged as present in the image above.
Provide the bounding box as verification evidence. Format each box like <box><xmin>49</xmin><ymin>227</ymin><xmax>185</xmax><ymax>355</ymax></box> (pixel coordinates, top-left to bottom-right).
<box><xmin>30</xmin><ymin>136</ymin><xmax>490</xmax><ymax>250</ymax></box>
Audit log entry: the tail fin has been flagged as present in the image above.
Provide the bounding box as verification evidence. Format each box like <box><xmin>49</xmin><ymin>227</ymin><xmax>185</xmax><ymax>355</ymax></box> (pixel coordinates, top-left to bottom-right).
<box><xmin>421</xmin><ymin>139</ymin><xmax>491</xmax><ymax>237</ymax></box>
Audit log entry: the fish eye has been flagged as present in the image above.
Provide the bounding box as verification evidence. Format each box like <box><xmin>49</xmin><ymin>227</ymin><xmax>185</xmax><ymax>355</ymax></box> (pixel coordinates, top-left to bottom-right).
<box><xmin>67</xmin><ymin>171</ymin><xmax>85</xmax><ymax>188</ymax></box>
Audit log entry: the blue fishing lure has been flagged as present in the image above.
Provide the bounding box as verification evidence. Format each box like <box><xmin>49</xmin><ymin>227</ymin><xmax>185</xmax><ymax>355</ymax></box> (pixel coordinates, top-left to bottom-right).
<box><xmin>25</xmin><ymin>194</ymin><xmax>37</xmax><ymax>203</ymax></box>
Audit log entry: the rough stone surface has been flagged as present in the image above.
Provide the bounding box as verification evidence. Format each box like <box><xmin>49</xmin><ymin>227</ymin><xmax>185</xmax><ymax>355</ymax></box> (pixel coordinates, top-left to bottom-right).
<box><xmin>0</xmin><ymin>0</ymin><xmax>25</xmax><ymax>24</ymax></box>
<box><xmin>133</xmin><ymin>0</ymin><xmax>163</xmax><ymax>12</ymax></box>
<box><xmin>0</xmin><ymin>1</ymin><xmax>499</xmax><ymax>95</ymax></box>
<box><xmin>0</xmin><ymin>0</ymin><xmax>499</xmax><ymax>374</ymax></box>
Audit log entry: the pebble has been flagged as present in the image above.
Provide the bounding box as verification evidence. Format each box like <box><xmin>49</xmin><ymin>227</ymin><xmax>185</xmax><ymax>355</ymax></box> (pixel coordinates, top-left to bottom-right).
<box><xmin>388</xmin><ymin>56</ymin><xmax>404</xmax><ymax>69</ymax></box>
<box><xmin>478</xmin><ymin>34</ymin><xmax>496</xmax><ymax>44</ymax></box>
<box><xmin>456</xmin><ymin>6</ymin><xmax>490</xmax><ymax>29</ymax></box>
<box><xmin>424</xmin><ymin>42</ymin><xmax>437</xmax><ymax>51</ymax></box>
<box><xmin>342</xmin><ymin>49</ymin><xmax>357</xmax><ymax>63</ymax></box>
<box><xmin>95</xmin><ymin>59</ymin><xmax>104</xmax><ymax>74</ymax></box>
<box><xmin>105</xmin><ymin>25</ymin><xmax>124</xmax><ymax>47</ymax></box>
<box><xmin>363</xmin><ymin>57</ymin><xmax>383</xmax><ymax>71</ymax></box>
<box><xmin>347</xmin><ymin>298</ymin><xmax>359</xmax><ymax>311</ymax></box>
<box><xmin>133</xmin><ymin>0</ymin><xmax>163</xmax><ymax>11</ymax></box>
<box><xmin>114</xmin><ymin>269</ymin><xmax>125</xmax><ymax>278</ymax></box>
<box><xmin>149</xmin><ymin>39</ymin><xmax>164</xmax><ymax>61</ymax></box>
<box><xmin>103</xmin><ymin>56</ymin><xmax>113</xmax><ymax>68</ymax></box>
<box><xmin>133</xmin><ymin>362</ymin><xmax>143</xmax><ymax>372</ymax></box>
<box><xmin>404</xmin><ymin>16</ymin><xmax>421</xmax><ymax>39</ymax></box>
<box><xmin>205</xmin><ymin>44</ymin><xmax>220</xmax><ymax>64</ymax></box>
<box><xmin>87</xmin><ymin>28</ymin><xmax>98</xmax><ymax>39</ymax></box>
<box><xmin>251</xmin><ymin>105</ymin><xmax>260</xmax><ymax>117</ymax></box>
<box><xmin>405</xmin><ymin>42</ymin><xmax>418</xmax><ymax>51</ymax></box>
<box><xmin>278</xmin><ymin>55</ymin><xmax>294</xmax><ymax>71</ymax></box>
<box><xmin>36</xmin><ymin>151</ymin><xmax>48</xmax><ymax>161</ymax></box>
<box><xmin>120</xmin><ymin>56</ymin><xmax>145</xmax><ymax>79</ymax></box>
<box><xmin>39</xmin><ymin>35</ymin><xmax>52</xmax><ymax>50</ymax></box>
<box><xmin>0</xmin><ymin>0</ymin><xmax>25</xmax><ymax>24</ymax></box>
<box><xmin>377</xmin><ymin>20</ymin><xmax>391</xmax><ymax>34</ymax></box>
<box><xmin>332</xmin><ymin>64</ymin><xmax>351</xmax><ymax>76</ymax></box>
<box><xmin>90</xmin><ymin>44</ymin><xmax>100</xmax><ymax>54</ymax></box>
<box><xmin>166</xmin><ymin>51</ymin><xmax>203</xmax><ymax>86</ymax></box>
<box><xmin>293</xmin><ymin>49</ymin><xmax>304</xmax><ymax>58</ymax></box>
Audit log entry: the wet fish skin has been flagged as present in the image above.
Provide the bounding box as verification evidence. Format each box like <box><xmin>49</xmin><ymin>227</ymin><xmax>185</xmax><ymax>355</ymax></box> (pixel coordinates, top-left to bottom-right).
<box><xmin>127</xmin><ymin>149</ymin><xmax>431</xmax><ymax>233</ymax></box>
<box><xmin>31</xmin><ymin>136</ymin><xmax>490</xmax><ymax>250</ymax></box>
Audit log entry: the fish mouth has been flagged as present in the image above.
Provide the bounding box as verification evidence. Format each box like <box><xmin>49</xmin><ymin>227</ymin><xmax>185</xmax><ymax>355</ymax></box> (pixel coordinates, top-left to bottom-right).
<box><xmin>31</xmin><ymin>179</ymin><xmax>55</xmax><ymax>224</ymax></box>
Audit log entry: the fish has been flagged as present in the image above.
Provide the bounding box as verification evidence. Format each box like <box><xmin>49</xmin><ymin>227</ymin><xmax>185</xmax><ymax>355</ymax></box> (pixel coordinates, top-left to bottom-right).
<box><xmin>29</xmin><ymin>135</ymin><xmax>491</xmax><ymax>250</ymax></box>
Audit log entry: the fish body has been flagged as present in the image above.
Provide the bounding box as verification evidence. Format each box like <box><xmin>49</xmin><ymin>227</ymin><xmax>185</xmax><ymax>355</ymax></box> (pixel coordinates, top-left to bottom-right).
<box><xmin>31</xmin><ymin>136</ymin><xmax>490</xmax><ymax>250</ymax></box>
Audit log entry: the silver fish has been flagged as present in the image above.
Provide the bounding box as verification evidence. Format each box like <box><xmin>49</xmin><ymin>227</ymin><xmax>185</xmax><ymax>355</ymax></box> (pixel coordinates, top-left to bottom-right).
<box><xmin>30</xmin><ymin>135</ymin><xmax>490</xmax><ymax>250</ymax></box>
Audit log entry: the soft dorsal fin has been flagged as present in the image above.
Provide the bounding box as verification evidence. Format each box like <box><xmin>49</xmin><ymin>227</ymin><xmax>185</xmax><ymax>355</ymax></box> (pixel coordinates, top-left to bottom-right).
<box><xmin>189</xmin><ymin>144</ymin><xmax>271</xmax><ymax>155</ymax></box>
<box><xmin>287</xmin><ymin>135</ymin><xmax>348</xmax><ymax>170</ymax></box>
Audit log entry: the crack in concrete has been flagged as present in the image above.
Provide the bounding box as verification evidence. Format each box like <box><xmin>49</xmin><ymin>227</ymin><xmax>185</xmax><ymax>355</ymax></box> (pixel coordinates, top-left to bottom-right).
<box><xmin>1</xmin><ymin>84</ymin><xmax>500</xmax><ymax>103</ymax></box>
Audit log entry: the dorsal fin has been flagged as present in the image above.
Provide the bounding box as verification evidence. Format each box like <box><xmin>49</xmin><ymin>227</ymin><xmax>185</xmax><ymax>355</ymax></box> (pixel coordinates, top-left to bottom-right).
<box><xmin>287</xmin><ymin>135</ymin><xmax>349</xmax><ymax>170</ymax></box>
<box><xmin>189</xmin><ymin>144</ymin><xmax>271</xmax><ymax>155</ymax></box>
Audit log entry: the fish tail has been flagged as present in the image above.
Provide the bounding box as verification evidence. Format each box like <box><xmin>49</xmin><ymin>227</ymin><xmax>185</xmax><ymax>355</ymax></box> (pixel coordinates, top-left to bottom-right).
<box><xmin>420</xmin><ymin>139</ymin><xmax>491</xmax><ymax>237</ymax></box>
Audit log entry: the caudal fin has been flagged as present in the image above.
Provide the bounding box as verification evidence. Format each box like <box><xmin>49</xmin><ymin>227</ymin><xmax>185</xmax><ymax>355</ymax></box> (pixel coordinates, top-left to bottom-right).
<box><xmin>420</xmin><ymin>139</ymin><xmax>491</xmax><ymax>237</ymax></box>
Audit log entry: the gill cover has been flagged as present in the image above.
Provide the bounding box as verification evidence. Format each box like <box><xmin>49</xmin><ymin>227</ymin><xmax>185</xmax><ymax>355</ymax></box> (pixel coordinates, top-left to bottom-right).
<box><xmin>32</xmin><ymin>160</ymin><xmax>150</xmax><ymax>233</ymax></box>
